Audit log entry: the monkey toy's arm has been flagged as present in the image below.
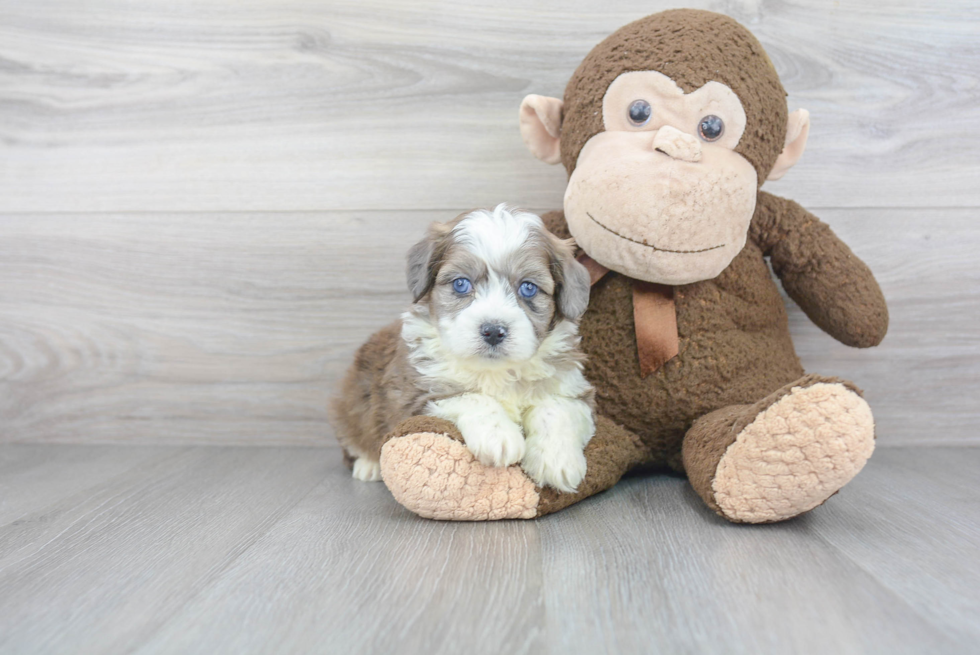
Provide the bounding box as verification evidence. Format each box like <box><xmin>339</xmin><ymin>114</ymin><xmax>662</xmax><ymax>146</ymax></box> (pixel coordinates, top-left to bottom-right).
<box><xmin>751</xmin><ymin>191</ymin><xmax>888</xmax><ymax>348</ymax></box>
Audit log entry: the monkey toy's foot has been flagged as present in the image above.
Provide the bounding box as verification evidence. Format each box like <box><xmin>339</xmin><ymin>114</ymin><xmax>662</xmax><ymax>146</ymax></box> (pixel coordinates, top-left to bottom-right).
<box><xmin>379</xmin><ymin>415</ymin><xmax>647</xmax><ymax>521</ymax></box>
<box><xmin>684</xmin><ymin>375</ymin><xmax>876</xmax><ymax>524</ymax></box>
<box><xmin>379</xmin><ymin>417</ymin><xmax>540</xmax><ymax>520</ymax></box>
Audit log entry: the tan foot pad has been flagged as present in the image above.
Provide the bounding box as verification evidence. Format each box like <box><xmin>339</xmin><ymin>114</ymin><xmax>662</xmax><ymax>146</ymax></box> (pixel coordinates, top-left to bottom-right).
<box><xmin>713</xmin><ymin>383</ymin><xmax>875</xmax><ymax>523</ymax></box>
<box><xmin>380</xmin><ymin>432</ymin><xmax>539</xmax><ymax>521</ymax></box>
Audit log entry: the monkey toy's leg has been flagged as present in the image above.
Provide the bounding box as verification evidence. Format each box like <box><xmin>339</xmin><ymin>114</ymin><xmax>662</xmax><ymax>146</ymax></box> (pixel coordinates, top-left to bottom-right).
<box><xmin>378</xmin><ymin>415</ymin><xmax>649</xmax><ymax>520</ymax></box>
<box><xmin>682</xmin><ymin>374</ymin><xmax>876</xmax><ymax>524</ymax></box>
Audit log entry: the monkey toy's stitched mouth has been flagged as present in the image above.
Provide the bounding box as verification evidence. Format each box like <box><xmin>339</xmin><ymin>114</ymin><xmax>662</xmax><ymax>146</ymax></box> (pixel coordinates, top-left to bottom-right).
<box><xmin>586</xmin><ymin>212</ymin><xmax>725</xmax><ymax>254</ymax></box>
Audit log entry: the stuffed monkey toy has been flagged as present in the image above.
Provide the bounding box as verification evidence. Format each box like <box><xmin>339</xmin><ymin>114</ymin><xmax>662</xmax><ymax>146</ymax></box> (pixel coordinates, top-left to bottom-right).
<box><xmin>376</xmin><ymin>9</ymin><xmax>888</xmax><ymax>523</ymax></box>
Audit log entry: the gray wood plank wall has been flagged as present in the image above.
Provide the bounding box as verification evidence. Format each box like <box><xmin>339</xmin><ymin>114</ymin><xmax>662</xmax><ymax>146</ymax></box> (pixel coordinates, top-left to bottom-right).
<box><xmin>1</xmin><ymin>0</ymin><xmax>978</xmax><ymax>445</ymax></box>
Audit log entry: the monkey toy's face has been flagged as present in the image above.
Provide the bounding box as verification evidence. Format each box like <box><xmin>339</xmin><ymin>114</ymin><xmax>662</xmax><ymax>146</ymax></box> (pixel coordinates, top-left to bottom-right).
<box><xmin>564</xmin><ymin>71</ymin><xmax>756</xmax><ymax>285</ymax></box>
<box><xmin>520</xmin><ymin>54</ymin><xmax>809</xmax><ymax>286</ymax></box>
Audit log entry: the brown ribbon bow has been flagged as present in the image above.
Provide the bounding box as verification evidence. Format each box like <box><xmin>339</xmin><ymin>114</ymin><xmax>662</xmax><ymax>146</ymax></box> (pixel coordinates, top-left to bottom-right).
<box><xmin>578</xmin><ymin>254</ymin><xmax>679</xmax><ymax>378</ymax></box>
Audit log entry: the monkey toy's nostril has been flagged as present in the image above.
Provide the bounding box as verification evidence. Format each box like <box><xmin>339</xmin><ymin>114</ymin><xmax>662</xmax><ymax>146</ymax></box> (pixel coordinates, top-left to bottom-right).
<box><xmin>480</xmin><ymin>323</ymin><xmax>508</xmax><ymax>346</ymax></box>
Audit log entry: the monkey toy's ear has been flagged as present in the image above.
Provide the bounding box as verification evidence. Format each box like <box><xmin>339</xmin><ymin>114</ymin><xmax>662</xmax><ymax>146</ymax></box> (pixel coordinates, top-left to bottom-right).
<box><xmin>519</xmin><ymin>95</ymin><xmax>564</xmax><ymax>165</ymax></box>
<box><xmin>767</xmin><ymin>109</ymin><xmax>811</xmax><ymax>181</ymax></box>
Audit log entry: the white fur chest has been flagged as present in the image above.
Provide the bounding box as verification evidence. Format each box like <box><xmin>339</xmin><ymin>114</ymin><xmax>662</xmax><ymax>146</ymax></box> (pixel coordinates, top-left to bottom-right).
<box><xmin>401</xmin><ymin>311</ymin><xmax>591</xmax><ymax>423</ymax></box>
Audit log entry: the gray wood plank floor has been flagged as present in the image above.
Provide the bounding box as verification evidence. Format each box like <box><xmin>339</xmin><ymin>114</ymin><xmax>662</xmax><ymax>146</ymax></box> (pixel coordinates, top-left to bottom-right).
<box><xmin>0</xmin><ymin>445</ymin><xmax>976</xmax><ymax>654</ymax></box>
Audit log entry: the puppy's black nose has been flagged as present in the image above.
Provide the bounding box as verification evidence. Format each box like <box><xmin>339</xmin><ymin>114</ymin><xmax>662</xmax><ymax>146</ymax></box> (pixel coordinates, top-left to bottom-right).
<box><xmin>480</xmin><ymin>323</ymin><xmax>507</xmax><ymax>346</ymax></box>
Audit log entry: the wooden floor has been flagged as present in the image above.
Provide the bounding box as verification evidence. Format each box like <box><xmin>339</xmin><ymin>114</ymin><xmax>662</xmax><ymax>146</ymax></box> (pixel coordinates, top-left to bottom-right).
<box><xmin>0</xmin><ymin>445</ymin><xmax>976</xmax><ymax>654</ymax></box>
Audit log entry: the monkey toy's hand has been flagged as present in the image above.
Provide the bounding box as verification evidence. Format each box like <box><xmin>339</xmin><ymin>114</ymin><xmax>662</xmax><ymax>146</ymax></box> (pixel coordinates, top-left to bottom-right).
<box><xmin>752</xmin><ymin>191</ymin><xmax>889</xmax><ymax>348</ymax></box>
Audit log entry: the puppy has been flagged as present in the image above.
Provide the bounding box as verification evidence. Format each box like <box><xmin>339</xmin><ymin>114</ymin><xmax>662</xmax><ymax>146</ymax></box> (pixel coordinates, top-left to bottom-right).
<box><xmin>330</xmin><ymin>204</ymin><xmax>595</xmax><ymax>492</ymax></box>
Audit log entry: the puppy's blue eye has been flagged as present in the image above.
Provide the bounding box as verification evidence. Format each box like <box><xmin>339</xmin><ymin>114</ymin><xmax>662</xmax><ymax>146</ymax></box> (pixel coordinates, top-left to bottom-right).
<box><xmin>452</xmin><ymin>278</ymin><xmax>472</xmax><ymax>294</ymax></box>
<box><xmin>519</xmin><ymin>281</ymin><xmax>538</xmax><ymax>299</ymax></box>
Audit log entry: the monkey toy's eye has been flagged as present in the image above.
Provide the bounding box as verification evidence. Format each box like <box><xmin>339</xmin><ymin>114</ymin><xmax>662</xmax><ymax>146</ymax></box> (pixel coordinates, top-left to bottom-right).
<box><xmin>518</xmin><ymin>281</ymin><xmax>538</xmax><ymax>299</ymax></box>
<box><xmin>628</xmin><ymin>99</ymin><xmax>652</xmax><ymax>126</ymax></box>
<box><xmin>698</xmin><ymin>115</ymin><xmax>725</xmax><ymax>141</ymax></box>
<box><xmin>452</xmin><ymin>278</ymin><xmax>472</xmax><ymax>294</ymax></box>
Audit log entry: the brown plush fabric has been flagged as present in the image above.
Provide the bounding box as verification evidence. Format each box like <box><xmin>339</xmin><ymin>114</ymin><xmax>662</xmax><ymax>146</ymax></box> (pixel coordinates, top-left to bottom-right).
<box><xmin>382</xmin><ymin>415</ymin><xmax>464</xmax><ymax>445</ymax></box>
<box><xmin>752</xmin><ymin>192</ymin><xmax>889</xmax><ymax>347</ymax></box>
<box><xmin>546</xmin><ymin>184</ymin><xmax>887</xmax><ymax>523</ymax></box>
<box><xmin>544</xmin><ymin>209</ymin><xmax>807</xmax><ymax>466</ymax></box>
<box><xmin>682</xmin><ymin>373</ymin><xmax>863</xmax><ymax>516</ymax></box>
<box><xmin>536</xmin><ymin>415</ymin><xmax>651</xmax><ymax>517</ymax></box>
<box><xmin>560</xmin><ymin>9</ymin><xmax>787</xmax><ymax>182</ymax></box>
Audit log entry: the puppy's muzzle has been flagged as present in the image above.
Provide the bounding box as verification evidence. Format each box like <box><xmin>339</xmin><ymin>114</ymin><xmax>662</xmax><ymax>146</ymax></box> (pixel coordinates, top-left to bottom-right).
<box><xmin>480</xmin><ymin>323</ymin><xmax>508</xmax><ymax>346</ymax></box>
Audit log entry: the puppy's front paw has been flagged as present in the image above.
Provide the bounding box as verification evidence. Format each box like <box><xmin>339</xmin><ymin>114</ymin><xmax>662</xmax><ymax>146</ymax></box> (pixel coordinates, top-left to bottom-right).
<box><xmin>462</xmin><ymin>420</ymin><xmax>525</xmax><ymax>468</ymax></box>
<box><xmin>352</xmin><ymin>458</ymin><xmax>382</xmax><ymax>482</ymax></box>
<box><xmin>521</xmin><ymin>439</ymin><xmax>587</xmax><ymax>493</ymax></box>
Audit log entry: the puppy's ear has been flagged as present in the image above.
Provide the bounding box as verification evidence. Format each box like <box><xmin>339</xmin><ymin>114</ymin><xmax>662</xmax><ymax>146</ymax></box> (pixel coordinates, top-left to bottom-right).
<box><xmin>406</xmin><ymin>221</ymin><xmax>453</xmax><ymax>302</ymax></box>
<box><xmin>548</xmin><ymin>234</ymin><xmax>591</xmax><ymax>321</ymax></box>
